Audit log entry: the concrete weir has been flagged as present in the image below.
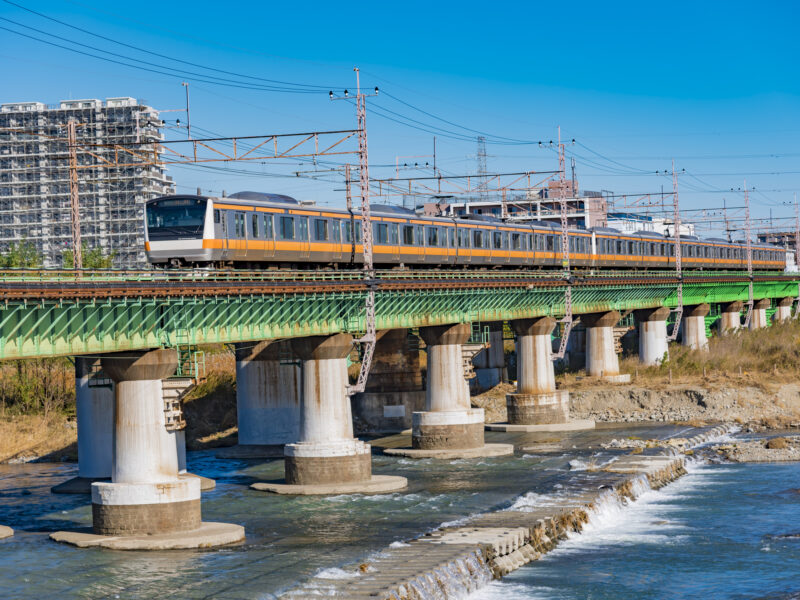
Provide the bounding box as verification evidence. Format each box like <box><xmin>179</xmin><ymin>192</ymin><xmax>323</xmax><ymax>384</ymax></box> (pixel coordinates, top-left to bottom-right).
<box><xmin>582</xmin><ymin>311</ymin><xmax>631</xmax><ymax>383</ymax></box>
<box><xmin>295</xmin><ymin>425</ymin><xmax>733</xmax><ymax>598</ymax></box>
<box><xmin>488</xmin><ymin>317</ymin><xmax>593</xmax><ymax>433</ymax></box>
<box><xmin>218</xmin><ymin>340</ymin><xmax>301</xmax><ymax>459</ymax></box>
<box><xmin>384</xmin><ymin>324</ymin><xmax>513</xmax><ymax>459</ymax></box>
<box><xmin>51</xmin><ymin>349</ymin><xmax>243</xmax><ymax>550</ymax></box>
<box><xmin>252</xmin><ymin>334</ymin><xmax>407</xmax><ymax>495</ymax></box>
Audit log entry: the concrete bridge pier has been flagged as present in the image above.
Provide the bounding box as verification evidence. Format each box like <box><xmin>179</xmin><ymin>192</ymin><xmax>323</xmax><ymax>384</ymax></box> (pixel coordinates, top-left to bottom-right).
<box><xmin>582</xmin><ymin>311</ymin><xmax>631</xmax><ymax>383</ymax></box>
<box><xmin>52</xmin><ymin>358</ymin><xmax>213</xmax><ymax>494</ymax></box>
<box><xmin>718</xmin><ymin>301</ymin><xmax>743</xmax><ymax>334</ymax></box>
<box><xmin>634</xmin><ymin>308</ymin><xmax>670</xmax><ymax>366</ymax></box>
<box><xmin>350</xmin><ymin>329</ymin><xmax>425</xmax><ymax>434</ymax></box>
<box><xmin>218</xmin><ymin>341</ymin><xmax>301</xmax><ymax>459</ymax></box>
<box><xmin>384</xmin><ymin>323</ymin><xmax>513</xmax><ymax>459</ymax></box>
<box><xmin>681</xmin><ymin>304</ymin><xmax>710</xmax><ymax>351</ymax></box>
<box><xmin>750</xmin><ymin>299</ymin><xmax>770</xmax><ymax>330</ymax></box>
<box><xmin>51</xmin><ymin>349</ymin><xmax>243</xmax><ymax>550</ymax></box>
<box><xmin>773</xmin><ymin>297</ymin><xmax>793</xmax><ymax>323</ymax></box>
<box><xmin>253</xmin><ymin>334</ymin><xmax>407</xmax><ymax>494</ymax></box>
<box><xmin>486</xmin><ymin>318</ymin><xmax>593</xmax><ymax>433</ymax></box>
<box><xmin>471</xmin><ymin>322</ymin><xmax>505</xmax><ymax>393</ymax></box>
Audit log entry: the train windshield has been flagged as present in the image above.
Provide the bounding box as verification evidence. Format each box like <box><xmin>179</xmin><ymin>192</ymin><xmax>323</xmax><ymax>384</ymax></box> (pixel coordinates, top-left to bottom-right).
<box><xmin>146</xmin><ymin>197</ymin><xmax>206</xmax><ymax>240</ymax></box>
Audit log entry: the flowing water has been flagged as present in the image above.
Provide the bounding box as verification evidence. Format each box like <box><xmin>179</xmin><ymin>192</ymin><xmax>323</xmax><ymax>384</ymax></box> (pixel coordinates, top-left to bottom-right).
<box><xmin>0</xmin><ymin>425</ymin><xmax>794</xmax><ymax>599</ymax></box>
<box><xmin>472</xmin><ymin>460</ymin><xmax>800</xmax><ymax>600</ymax></box>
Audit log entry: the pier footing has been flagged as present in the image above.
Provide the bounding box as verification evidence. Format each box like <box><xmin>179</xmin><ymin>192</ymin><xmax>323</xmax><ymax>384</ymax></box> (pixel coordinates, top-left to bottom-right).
<box><xmin>251</xmin><ymin>474</ymin><xmax>408</xmax><ymax>496</ymax></box>
<box><xmin>0</xmin><ymin>525</ymin><xmax>12</xmax><ymax>539</ymax></box>
<box><xmin>52</xmin><ymin>470</ymin><xmax>215</xmax><ymax>495</ymax></box>
<box><xmin>50</xmin><ymin>521</ymin><xmax>244</xmax><ymax>550</ymax></box>
<box><xmin>485</xmin><ymin>419</ymin><xmax>595</xmax><ymax>433</ymax></box>
<box><xmin>383</xmin><ymin>443</ymin><xmax>514</xmax><ymax>459</ymax></box>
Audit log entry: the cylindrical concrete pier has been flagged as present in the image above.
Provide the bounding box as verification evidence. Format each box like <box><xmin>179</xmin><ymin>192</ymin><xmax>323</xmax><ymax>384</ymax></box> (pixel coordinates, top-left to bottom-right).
<box><xmin>582</xmin><ymin>311</ymin><xmax>630</xmax><ymax>382</ymax></box>
<box><xmin>750</xmin><ymin>298</ymin><xmax>770</xmax><ymax>330</ymax></box>
<box><xmin>681</xmin><ymin>304</ymin><xmax>710</xmax><ymax>351</ymax></box>
<box><xmin>220</xmin><ymin>341</ymin><xmax>301</xmax><ymax>458</ymax></box>
<box><xmin>773</xmin><ymin>297</ymin><xmax>793</xmax><ymax>323</ymax></box>
<box><xmin>634</xmin><ymin>307</ymin><xmax>670</xmax><ymax>366</ymax></box>
<box><xmin>75</xmin><ymin>357</ymin><xmax>113</xmax><ymax>479</ymax></box>
<box><xmin>471</xmin><ymin>322</ymin><xmax>505</xmax><ymax>392</ymax></box>
<box><xmin>718</xmin><ymin>301</ymin><xmax>743</xmax><ymax>334</ymax></box>
<box><xmin>92</xmin><ymin>349</ymin><xmax>200</xmax><ymax>536</ymax></box>
<box><xmin>283</xmin><ymin>334</ymin><xmax>371</xmax><ymax>485</ymax></box>
<box><xmin>506</xmin><ymin>317</ymin><xmax>570</xmax><ymax>425</ymax></box>
<box><xmin>413</xmin><ymin>324</ymin><xmax>484</xmax><ymax>450</ymax></box>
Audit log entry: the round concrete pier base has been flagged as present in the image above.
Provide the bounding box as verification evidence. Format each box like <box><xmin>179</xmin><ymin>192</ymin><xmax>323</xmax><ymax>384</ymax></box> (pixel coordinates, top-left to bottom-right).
<box><xmin>52</xmin><ymin>473</ymin><xmax>215</xmax><ymax>494</ymax></box>
<box><xmin>506</xmin><ymin>390</ymin><xmax>570</xmax><ymax>425</ymax></box>
<box><xmin>217</xmin><ymin>444</ymin><xmax>285</xmax><ymax>459</ymax></box>
<box><xmin>251</xmin><ymin>474</ymin><xmax>408</xmax><ymax>495</ymax></box>
<box><xmin>383</xmin><ymin>443</ymin><xmax>514</xmax><ymax>459</ymax></box>
<box><xmin>485</xmin><ymin>419</ymin><xmax>595</xmax><ymax>433</ymax></box>
<box><xmin>51</xmin><ymin>476</ymin><xmax>110</xmax><ymax>495</ymax></box>
<box><xmin>179</xmin><ymin>472</ymin><xmax>216</xmax><ymax>491</ymax></box>
<box><xmin>0</xmin><ymin>525</ymin><xmax>13</xmax><ymax>539</ymax></box>
<box><xmin>50</xmin><ymin>521</ymin><xmax>244</xmax><ymax>550</ymax></box>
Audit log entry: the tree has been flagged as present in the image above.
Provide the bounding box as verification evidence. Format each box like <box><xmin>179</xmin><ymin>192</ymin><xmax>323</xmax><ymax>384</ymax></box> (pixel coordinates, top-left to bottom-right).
<box><xmin>0</xmin><ymin>240</ymin><xmax>43</xmax><ymax>268</ymax></box>
<box><xmin>62</xmin><ymin>244</ymin><xmax>117</xmax><ymax>269</ymax></box>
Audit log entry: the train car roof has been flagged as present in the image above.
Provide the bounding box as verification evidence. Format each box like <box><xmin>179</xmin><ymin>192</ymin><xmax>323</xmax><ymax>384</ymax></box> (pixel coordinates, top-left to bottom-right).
<box><xmin>228</xmin><ymin>191</ymin><xmax>298</xmax><ymax>204</ymax></box>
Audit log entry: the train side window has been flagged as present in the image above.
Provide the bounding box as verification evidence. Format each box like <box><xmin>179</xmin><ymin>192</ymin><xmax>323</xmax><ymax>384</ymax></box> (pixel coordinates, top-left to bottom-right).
<box><xmin>473</xmin><ymin>230</ymin><xmax>483</xmax><ymax>248</ymax></box>
<box><xmin>279</xmin><ymin>216</ymin><xmax>295</xmax><ymax>240</ymax></box>
<box><xmin>375</xmin><ymin>223</ymin><xmax>388</xmax><ymax>244</ymax></box>
<box><xmin>492</xmin><ymin>231</ymin><xmax>502</xmax><ymax>249</ymax></box>
<box><xmin>511</xmin><ymin>233</ymin><xmax>521</xmax><ymax>250</ymax></box>
<box><xmin>403</xmin><ymin>225</ymin><xmax>414</xmax><ymax>245</ymax></box>
<box><xmin>355</xmin><ymin>225</ymin><xmax>362</xmax><ymax>243</ymax></box>
<box><xmin>426</xmin><ymin>226</ymin><xmax>439</xmax><ymax>247</ymax></box>
<box><xmin>390</xmin><ymin>224</ymin><xmax>399</xmax><ymax>244</ymax></box>
<box><xmin>502</xmin><ymin>233</ymin><xmax>509</xmax><ymax>249</ymax></box>
<box><xmin>251</xmin><ymin>214</ymin><xmax>259</xmax><ymax>238</ymax></box>
<box><xmin>448</xmin><ymin>228</ymin><xmax>455</xmax><ymax>247</ymax></box>
<box><xmin>314</xmin><ymin>218</ymin><xmax>329</xmax><ymax>241</ymax></box>
<box><xmin>234</xmin><ymin>213</ymin><xmax>245</xmax><ymax>238</ymax></box>
<box><xmin>214</xmin><ymin>209</ymin><xmax>220</xmax><ymax>223</ymax></box>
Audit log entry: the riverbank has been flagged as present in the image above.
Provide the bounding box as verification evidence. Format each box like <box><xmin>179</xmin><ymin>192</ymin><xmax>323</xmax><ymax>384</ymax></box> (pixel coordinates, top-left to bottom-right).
<box><xmin>712</xmin><ymin>435</ymin><xmax>800</xmax><ymax>462</ymax></box>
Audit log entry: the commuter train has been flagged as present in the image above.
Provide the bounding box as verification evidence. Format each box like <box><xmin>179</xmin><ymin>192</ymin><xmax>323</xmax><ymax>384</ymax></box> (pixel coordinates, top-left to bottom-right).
<box><xmin>144</xmin><ymin>192</ymin><xmax>787</xmax><ymax>271</ymax></box>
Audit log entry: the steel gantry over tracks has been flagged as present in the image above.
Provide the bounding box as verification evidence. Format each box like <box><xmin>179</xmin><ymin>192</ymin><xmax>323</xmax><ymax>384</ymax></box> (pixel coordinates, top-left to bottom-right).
<box><xmin>0</xmin><ymin>269</ymin><xmax>798</xmax><ymax>361</ymax></box>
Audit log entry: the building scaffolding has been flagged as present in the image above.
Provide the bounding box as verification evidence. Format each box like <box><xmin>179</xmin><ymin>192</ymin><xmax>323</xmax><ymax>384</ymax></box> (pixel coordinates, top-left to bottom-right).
<box><xmin>0</xmin><ymin>97</ymin><xmax>173</xmax><ymax>268</ymax></box>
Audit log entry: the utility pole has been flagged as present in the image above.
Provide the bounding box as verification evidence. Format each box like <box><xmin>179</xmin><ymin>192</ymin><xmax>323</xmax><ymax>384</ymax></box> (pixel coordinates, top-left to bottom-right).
<box><xmin>794</xmin><ymin>192</ymin><xmax>799</xmax><ymax>270</ymax></box>
<box><xmin>553</xmin><ymin>127</ymin><xmax>573</xmax><ymax>361</ymax></box>
<box><xmin>433</xmin><ymin>136</ymin><xmax>437</xmax><ymax>176</ymax></box>
<box><xmin>331</xmin><ymin>68</ymin><xmax>379</xmax><ymax>394</ymax></box>
<box><xmin>723</xmin><ymin>198</ymin><xmax>732</xmax><ymax>242</ymax></box>
<box><xmin>181</xmin><ymin>82</ymin><xmax>191</xmax><ymax>139</ymax></box>
<box><xmin>344</xmin><ymin>163</ymin><xmax>352</xmax><ymax>211</ymax></box>
<box><xmin>477</xmin><ymin>136</ymin><xmax>488</xmax><ymax>202</ymax></box>
<box><xmin>743</xmin><ymin>181</ymin><xmax>754</xmax><ymax>328</ymax></box>
<box><xmin>67</xmin><ymin>119</ymin><xmax>82</xmax><ymax>270</ymax></box>
<box><xmin>667</xmin><ymin>160</ymin><xmax>682</xmax><ymax>341</ymax></box>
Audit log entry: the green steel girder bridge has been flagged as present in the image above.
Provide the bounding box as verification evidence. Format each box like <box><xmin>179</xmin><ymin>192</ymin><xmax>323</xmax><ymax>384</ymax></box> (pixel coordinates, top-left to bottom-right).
<box><xmin>0</xmin><ymin>269</ymin><xmax>798</xmax><ymax>361</ymax></box>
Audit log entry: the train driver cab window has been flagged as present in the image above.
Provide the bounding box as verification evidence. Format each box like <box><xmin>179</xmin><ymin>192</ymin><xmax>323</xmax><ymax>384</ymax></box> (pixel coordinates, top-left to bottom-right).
<box><xmin>314</xmin><ymin>218</ymin><xmax>329</xmax><ymax>241</ymax></box>
<box><xmin>403</xmin><ymin>225</ymin><xmax>414</xmax><ymax>245</ymax></box>
<box><xmin>375</xmin><ymin>223</ymin><xmax>389</xmax><ymax>244</ymax></box>
<box><xmin>426</xmin><ymin>226</ymin><xmax>439</xmax><ymax>247</ymax></box>
<box><xmin>262</xmin><ymin>214</ymin><xmax>273</xmax><ymax>239</ymax></box>
<box><xmin>511</xmin><ymin>233</ymin><xmax>521</xmax><ymax>250</ymax></box>
<box><xmin>279</xmin><ymin>216</ymin><xmax>295</xmax><ymax>240</ymax></box>
<box><xmin>214</xmin><ymin>209</ymin><xmax>220</xmax><ymax>223</ymax></box>
<box><xmin>251</xmin><ymin>214</ymin><xmax>259</xmax><ymax>238</ymax></box>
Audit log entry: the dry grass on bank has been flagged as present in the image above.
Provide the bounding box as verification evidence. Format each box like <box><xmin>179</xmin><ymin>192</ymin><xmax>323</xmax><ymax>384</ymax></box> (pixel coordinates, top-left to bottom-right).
<box><xmin>558</xmin><ymin>320</ymin><xmax>800</xmax><ymax>392</ymax></box>
<box><xmin>183</xmin><ymin>349</ymin><xmax>238</xmax><ymax>449</ymax></box>
<box><xmin>0</xmin><ymin>412</ymin><xmax>76</xmax><ymax>463</ymax></box>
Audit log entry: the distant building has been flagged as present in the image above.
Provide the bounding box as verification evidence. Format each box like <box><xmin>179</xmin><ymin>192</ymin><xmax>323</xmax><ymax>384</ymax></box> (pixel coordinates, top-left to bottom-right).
<box><xmin>0</xmin><ymin>97</ymin><xmax>173</xmax><ymax>268</ymax></box>
<box><xmin>606</xmin><ymin>212</ymin><xmax>695</xmax><ymax>237</ymax></box>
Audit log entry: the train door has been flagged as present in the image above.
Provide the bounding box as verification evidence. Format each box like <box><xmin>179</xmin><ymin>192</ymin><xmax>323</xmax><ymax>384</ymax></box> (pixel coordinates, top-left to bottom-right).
<box><xmin>331</xmin><ymin>218</ymin><xmax>343</xmax><ymax>262</ymax></box>
<box><xmin>218</xmin><ymin>209</ymin><xmax>231</xmax><ymax>261</ymax></box>
<box><xmin>389</xmin><ymin>223</ymin><xmax>401</xmax><ymax>263</ymax></box>
<box><xmin>262</xmin><ymin>213</ymin><xmax>275</xmax><ymax>259</ymax></box>
<box><xmin>297</xmin><ymin>216</ymin><xmax>310</xmax><ymax>260</ymax></box>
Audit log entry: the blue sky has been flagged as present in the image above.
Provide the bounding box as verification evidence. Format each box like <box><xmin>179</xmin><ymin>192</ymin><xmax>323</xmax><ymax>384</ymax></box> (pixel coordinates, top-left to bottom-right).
<box><xmin>2</xmin><ymin>0</ymin><xmax>799</xmax><ymax>235</ymax></box>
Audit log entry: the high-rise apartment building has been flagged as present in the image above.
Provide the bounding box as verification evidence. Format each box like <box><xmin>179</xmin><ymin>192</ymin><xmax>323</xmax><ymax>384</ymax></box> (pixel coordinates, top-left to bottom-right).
<box><xmin>0</xmin><ymin>97</ymin><xmax>174</xmax><ymax>268</ymax></box>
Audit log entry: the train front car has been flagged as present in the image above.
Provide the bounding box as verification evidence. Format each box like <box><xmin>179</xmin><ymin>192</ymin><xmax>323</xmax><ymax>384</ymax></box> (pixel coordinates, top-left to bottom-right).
<box><xmin>144</xmin><ymin>195</ymin><xmax>214</xmax><ymax>268</ymax></box>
